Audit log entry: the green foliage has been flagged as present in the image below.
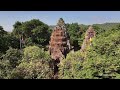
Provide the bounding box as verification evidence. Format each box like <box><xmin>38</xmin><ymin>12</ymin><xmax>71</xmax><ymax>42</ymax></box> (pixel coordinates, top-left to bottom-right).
<box><xmin>10</xmin><ymin>59</ymin><xmax>53</xmax><ymax>79</ymax></box>
<box><xmin>32</xmin><ymin>25</ymin><xmax>50</xmax><ymax>46</ymax></box>
<box><xmin>67</xmin><ymin>23</ymin><xmax>80</xmax><ymax>43</ymax></box>
<box><xmin>0</xmin><ymin>60</ymin><xmax>11</xmax><ymax>79</ymax></box>
<box><xmin>66</xmin><ymin>23</ymin><xmax>81</xmax><ymax>48</ymax></box>
<box><xmin>0</xmin><ymin>26</ymin><xmax>20</xmax><ymax>53</ymax></box>
<box><xmin>2</xmin><ymin>48</ymin><xmax>23</xmax><ymax>68</ymax></box>
<box><xmin>12</xmin><ymin>19</ymin><xmax>51</xmax><ymax>47</ymax></box>
<box><xmin>78</xmin><ymin>24</ymin><xmax>88</xmax><ymax>46</ymax></box>
<box><xmin>79</xmin><ymin>24</ymin><xmax>88</xmax><ymax>33</ymax></box>
<box><xmin>23</xmin><ymin>46</ymin><xmax>51</xmax><ymax>61</ymax></box>
<box><xmin>10</xmin><ymin>46</ymin><xmax>53</xmax><ymax>79</ymax></box>
<box><xmin>0</xmin><ymin>26</ymin><xmax>13</xmax><ymax>53</ymax></box>
<box><xmin>0</xmin><ymin>46</ymin><xmax>53</xmax><ymax>79</ymax></box>
<box><xmin>24</xmin><ymin>46</ymin><xmax>42</xmax><ymax>60</ymax></box>
<box><xmin>25</xmin><ymin>37</ymin><xmax>34</xmax><ymax>46</ymax></box>
<box><xmin>6</xmin><ymin>34</ymin><xmax>20</xmax><ymax>49</ymax></box>
<box><xmin>12</xmin><ymin>21</ymin><xmax>23</xmax><ymax>38</ymax></box>
<box><xmin>59</xmin><ymin>28</ymin><xmax>120</xmax><ymax>79</ymax></box>
<box><xmin>93</xmin><ymin>23</ymin><xmax>120</xmax><ymax>31</ymax></box>
<box><xmin>85</xmin><ymin>29</ymin><xmax>120</xmax><ymax>79</ymax></box>
<box><xmin>0</xmin><ymin>26</ymin><xmax>7</xmax><ymax>53</ymax></box>
<box><xmin>0</xmin><ymin>26</ymin><xmax>7</xmax><ymax>37</ymax></box>
<box><xmin>1</xmin><ymin>19</ymin><xmax>120</xmax><ymax>79</ymax></box>
<box><xmin>66</xmin><ymin>23</ymin><xmax>88</xmax><ymax>48</ymax></box>
<box><xmin>0</xmin><ymin>47</ymin><xmax>22</xmax><ymax>79</ymax></box>
<box><xmin>58</xmin><ymin>51</ymin><xmax>84</xmax><ymax>79</ymax></box>
<box><xmin>22</xmin><ymin>19</ymin><xmax>48</xmax><ymax>38</ymax></box>
<box><xmin>0</xmin><ymin>35</ymin><xmax>9</xmax><ymax>53</ymax></box>
<box><xmin>92</xmin><ymin>25</ymin><xmax>104</xmax><ymax>35</ymax></box>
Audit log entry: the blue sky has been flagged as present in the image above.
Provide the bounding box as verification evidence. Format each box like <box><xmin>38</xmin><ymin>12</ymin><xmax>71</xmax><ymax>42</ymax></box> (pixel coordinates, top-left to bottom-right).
<box><xmin>0</xmin><ymin>11</ymin><xmax>120</xmax><ymax>32</ymax></box>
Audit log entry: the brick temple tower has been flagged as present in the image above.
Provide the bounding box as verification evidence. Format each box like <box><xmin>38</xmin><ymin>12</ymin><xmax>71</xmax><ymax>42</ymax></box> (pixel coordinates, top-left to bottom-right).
<box><xmin>49</xmin><ymin>18</ymin><xmax>70</xmax><ymax>78</ymax></box>
<box><xmin>80</xmin><ymin>25</ymin><xmax>96</xmax><ymax>52</ymax></box>
<box><xmin>49</xmin><ymin>18</ymin><xmax>70</xmax><ymax>62</ymax></box>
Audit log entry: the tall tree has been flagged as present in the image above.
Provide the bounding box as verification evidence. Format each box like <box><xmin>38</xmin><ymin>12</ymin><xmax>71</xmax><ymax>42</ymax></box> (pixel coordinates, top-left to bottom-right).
<box><xmin>0</xmin><ymin>26</ymin><xmax>9</xmax><ymax>54</ymax></box>
<box><xmin>67</xmin><ymin>23</ymin><xmax>81</xmax><ymax>50</ymax></box>
<box><xmin>0</xmin><ymin>26</ymin><xmax>7</xmax><ymax>37</ymax></box>
<box><xmin>12</xmin><ymin>19</ymin><xmax>51</xmax><ymax>47</ymax></box>
<box><xmin>12</xmin><ymin>21</ymin><xmax>23</xmax><ymax>38</ymax></box>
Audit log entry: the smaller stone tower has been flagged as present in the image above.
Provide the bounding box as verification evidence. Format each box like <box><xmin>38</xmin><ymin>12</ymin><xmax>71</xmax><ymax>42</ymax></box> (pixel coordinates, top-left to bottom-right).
<box><xmin>80</xmin><ymin>25</ymin><xmax>96</xmax><ymax>52</ymax></box>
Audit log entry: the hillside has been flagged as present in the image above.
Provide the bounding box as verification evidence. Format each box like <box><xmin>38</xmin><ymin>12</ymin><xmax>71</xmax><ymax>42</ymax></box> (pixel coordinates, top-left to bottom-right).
<box><xmin>93</xmin><ymin>23</ymin><xmax>120</xmax><ymax>30</ymax></box>
<box><xmin>49</xmin><ymin>25</ymin><xmax>56</xmax><ymax>30</ymax></box>
<box><xmin>50</xmin><ymin>23</ymin><xmax>120</xmax><ymax>31</ymax></box>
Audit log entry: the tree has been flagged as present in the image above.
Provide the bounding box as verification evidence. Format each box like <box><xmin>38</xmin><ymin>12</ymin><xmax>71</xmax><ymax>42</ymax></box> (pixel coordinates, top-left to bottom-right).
<box><xmin>23</xmin><ymin>46</ymin><xmax>44</xmax><ymax>60</ymax></box>
<box><xmin>0</xmin><ymin>26</ymin><xmax>7</xmax><ymax>37</ymax></box>
<box><xmin>10</xmin><ymin>59</ymin><xmax>53</xmax><ymax>79</ymax></box>
<box><xmin>2</xmin><ymin>47</ymin><xmax>23</xmax><ymax>68</ymax></box>
<box><xmin>0</xmin><ymin>47</ymin><xmax>23</xmax><ymax>79</ymax></box>
<box><xmin>92</xmin><ymin>25</ymin><xmax>105</xmax><ymax>35</ymax></box>
<box><xmin>12</xmin><ymin>19</ymin><xmax>51</xmax><ymax>47</ymax></box>
<box><xmin>10</xmin><ymin>46</ymin><xmax>53</xmax><ymax>79</ymax></box>
<box><xmin>67</xmin><ymin>23</ymin><xmax>81</xmax><ymax>50</ymax></box>
<box><xmin>0</xmin><ymin>32</ymin><xmax>20</xmax><ymax>54</ymax></box>
<box><xmin>7</xmin><ymin>34</ymin><xmax>20</xmax><ymax>49</ymax></box>
<box><xmin>0</xmin><ymin>60</ymin><xmax>11</xmax><ymax>79</ymax></box>
<box><xmin>32</xmin><ymin>25</ymin><xmax>50</xmax><ymax>46</ymax></box>
<box><xmin>12</xmin><ymin>21</ymin><xmax>23</xmax><ymax>38</ymax></box>
<box><xmin>23</xmin><ymin>46</ymin><xmax>51</xmax><ymax>61</ymax></box>
<box><xmin>0</xmin><ymin>35</ymin><xmax>8</xmax><ymax>54</ymax></box>
<box><xmin>59</xmin><ymin>27</ymin><xmax>120</xmax><ymax>79</ymax></box>
<box><xmin>58</xmin><ymin>51</ymin><xmax>85</xmax><ymax>79</ymax></box>
<box><xmin>0</xmin><ymin>26</ymin><xmax>9</xmax><ymax>54</ymax></box>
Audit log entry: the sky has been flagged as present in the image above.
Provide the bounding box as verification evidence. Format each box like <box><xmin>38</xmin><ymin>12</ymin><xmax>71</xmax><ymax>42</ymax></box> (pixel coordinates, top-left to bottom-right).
<box><xmin>1</xmin><ymin>11</ymin><xmax>120</xmax><ymax>32</ymax></box>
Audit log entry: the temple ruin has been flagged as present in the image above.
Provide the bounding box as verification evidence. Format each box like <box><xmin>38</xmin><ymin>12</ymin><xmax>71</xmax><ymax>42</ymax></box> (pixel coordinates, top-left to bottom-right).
<box><xmin>49</xmin><ymin>18</ymin><xmax>70</xmax><ymax>61</ymax></box>
<box><xmin>80</xmin><ymin>26</ymin><xmax>96</xmax><ymax>52</ymax></box>
<box><xmin>49</xmin><ymin>18</ymin><xmax>70</xmax><ymax>78</ymax></box>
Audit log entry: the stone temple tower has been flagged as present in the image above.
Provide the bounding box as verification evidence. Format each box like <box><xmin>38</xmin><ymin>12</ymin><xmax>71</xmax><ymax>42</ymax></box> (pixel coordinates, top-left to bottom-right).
<box><xmin>80</xmin><ymin>25</ymin><xmax>96</xmax><ymax>52</ymax></box>
<box><xmin>49</xmin><ymin>18</ymin><xmax>70</xmax><ymax>62</ymax></box>
<box><xmin>49</xmin><ymin>18</ymin><xmax>70</xmax><ymax>78</ymax></box>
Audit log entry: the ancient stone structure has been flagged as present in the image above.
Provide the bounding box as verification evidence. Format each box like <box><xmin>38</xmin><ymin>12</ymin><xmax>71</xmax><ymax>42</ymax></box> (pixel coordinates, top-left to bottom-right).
<box><xmin>49</xmin><ymin>18</ymin><xmax>70</xmax><ymax>78</ymax></box>
<box><xmin>80</xmin><ymin>26</ymin><xmax>96</xmax><ymax>52</ymax></box>
<box><xmin>49</xmin><ymin>18</ymin><xmax>70</xmax><ymax>61</ymax></box>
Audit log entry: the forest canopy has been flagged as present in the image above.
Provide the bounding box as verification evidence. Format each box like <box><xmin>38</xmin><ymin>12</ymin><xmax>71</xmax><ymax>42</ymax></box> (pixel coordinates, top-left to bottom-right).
<box><xmin>0</xmin><ymin>18</ymin><xmax>120</xmax><ymax>79</ymax></box>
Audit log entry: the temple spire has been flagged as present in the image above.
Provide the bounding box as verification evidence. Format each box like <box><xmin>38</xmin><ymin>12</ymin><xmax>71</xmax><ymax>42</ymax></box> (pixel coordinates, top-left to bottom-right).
<box><xmin>57</xmin><ymin>18</ymin><xmax>65</xmax><ymax>26</ymax></box>
<box><xmin>88</xmin><ymin>25</ymin><xmax>93</xmax><ymax>30</ymax></box>
<box><xmin>49</xmin><ymin>18</ymin><xmax>70</xmax><ymax>79</ymax></box>
<box><xmin>80</xmin><ymin>25</ymin><xmax>96</xmax><ymax>53</ymax></box>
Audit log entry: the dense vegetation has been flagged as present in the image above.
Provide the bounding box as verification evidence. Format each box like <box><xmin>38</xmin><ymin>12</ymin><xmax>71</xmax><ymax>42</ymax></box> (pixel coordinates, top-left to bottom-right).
<box><xmin>0</xmin><ymin>18</ymin><xmax>120</xmax><ymax>79</ymax></box>
<box><xmin>59</xmin><ymin>24</ymin><xmax>120</xmax><ymax>79</ymax></box>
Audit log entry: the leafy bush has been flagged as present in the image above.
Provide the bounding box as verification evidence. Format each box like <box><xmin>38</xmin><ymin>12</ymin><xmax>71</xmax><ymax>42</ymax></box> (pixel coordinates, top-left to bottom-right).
<box><xmin>9</xmin><ymin>46</ymin><xmax>53</xmax><ymax>79</ymax></box>
<box><xmin>2</xmin><ymin>48</ymin><xmax>23</xmax><ymax>68</ymax></box>
<box><xmin>23</xmin><ymin>46</ymin><xmax>51</xmax><ymax>61</ymax></box>
<box><xmin>0</xmin><ymin>60</ymin><xmax>11</xmax><ymax>79</ymax></box>
<box><xmin>10</xmin><ymin>59</ymin><xmax>53</xmax><ymax>79</ymax></box>
<box><xmin>58</xmin><ymin>51</ymin><xmax>84</xmax><ymax>79</ymax></box>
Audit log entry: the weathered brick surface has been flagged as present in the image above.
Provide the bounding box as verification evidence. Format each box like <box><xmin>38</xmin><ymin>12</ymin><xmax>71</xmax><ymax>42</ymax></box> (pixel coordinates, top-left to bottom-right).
<box><xmin>80</xmin><ymin>26</ymin><xmax>96</xmax><ymax>52</ymax></box>
<box><xmin>49</xmin><ymin>18</ymin><xmax>70</xmax><ymax>62</ymax></box>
